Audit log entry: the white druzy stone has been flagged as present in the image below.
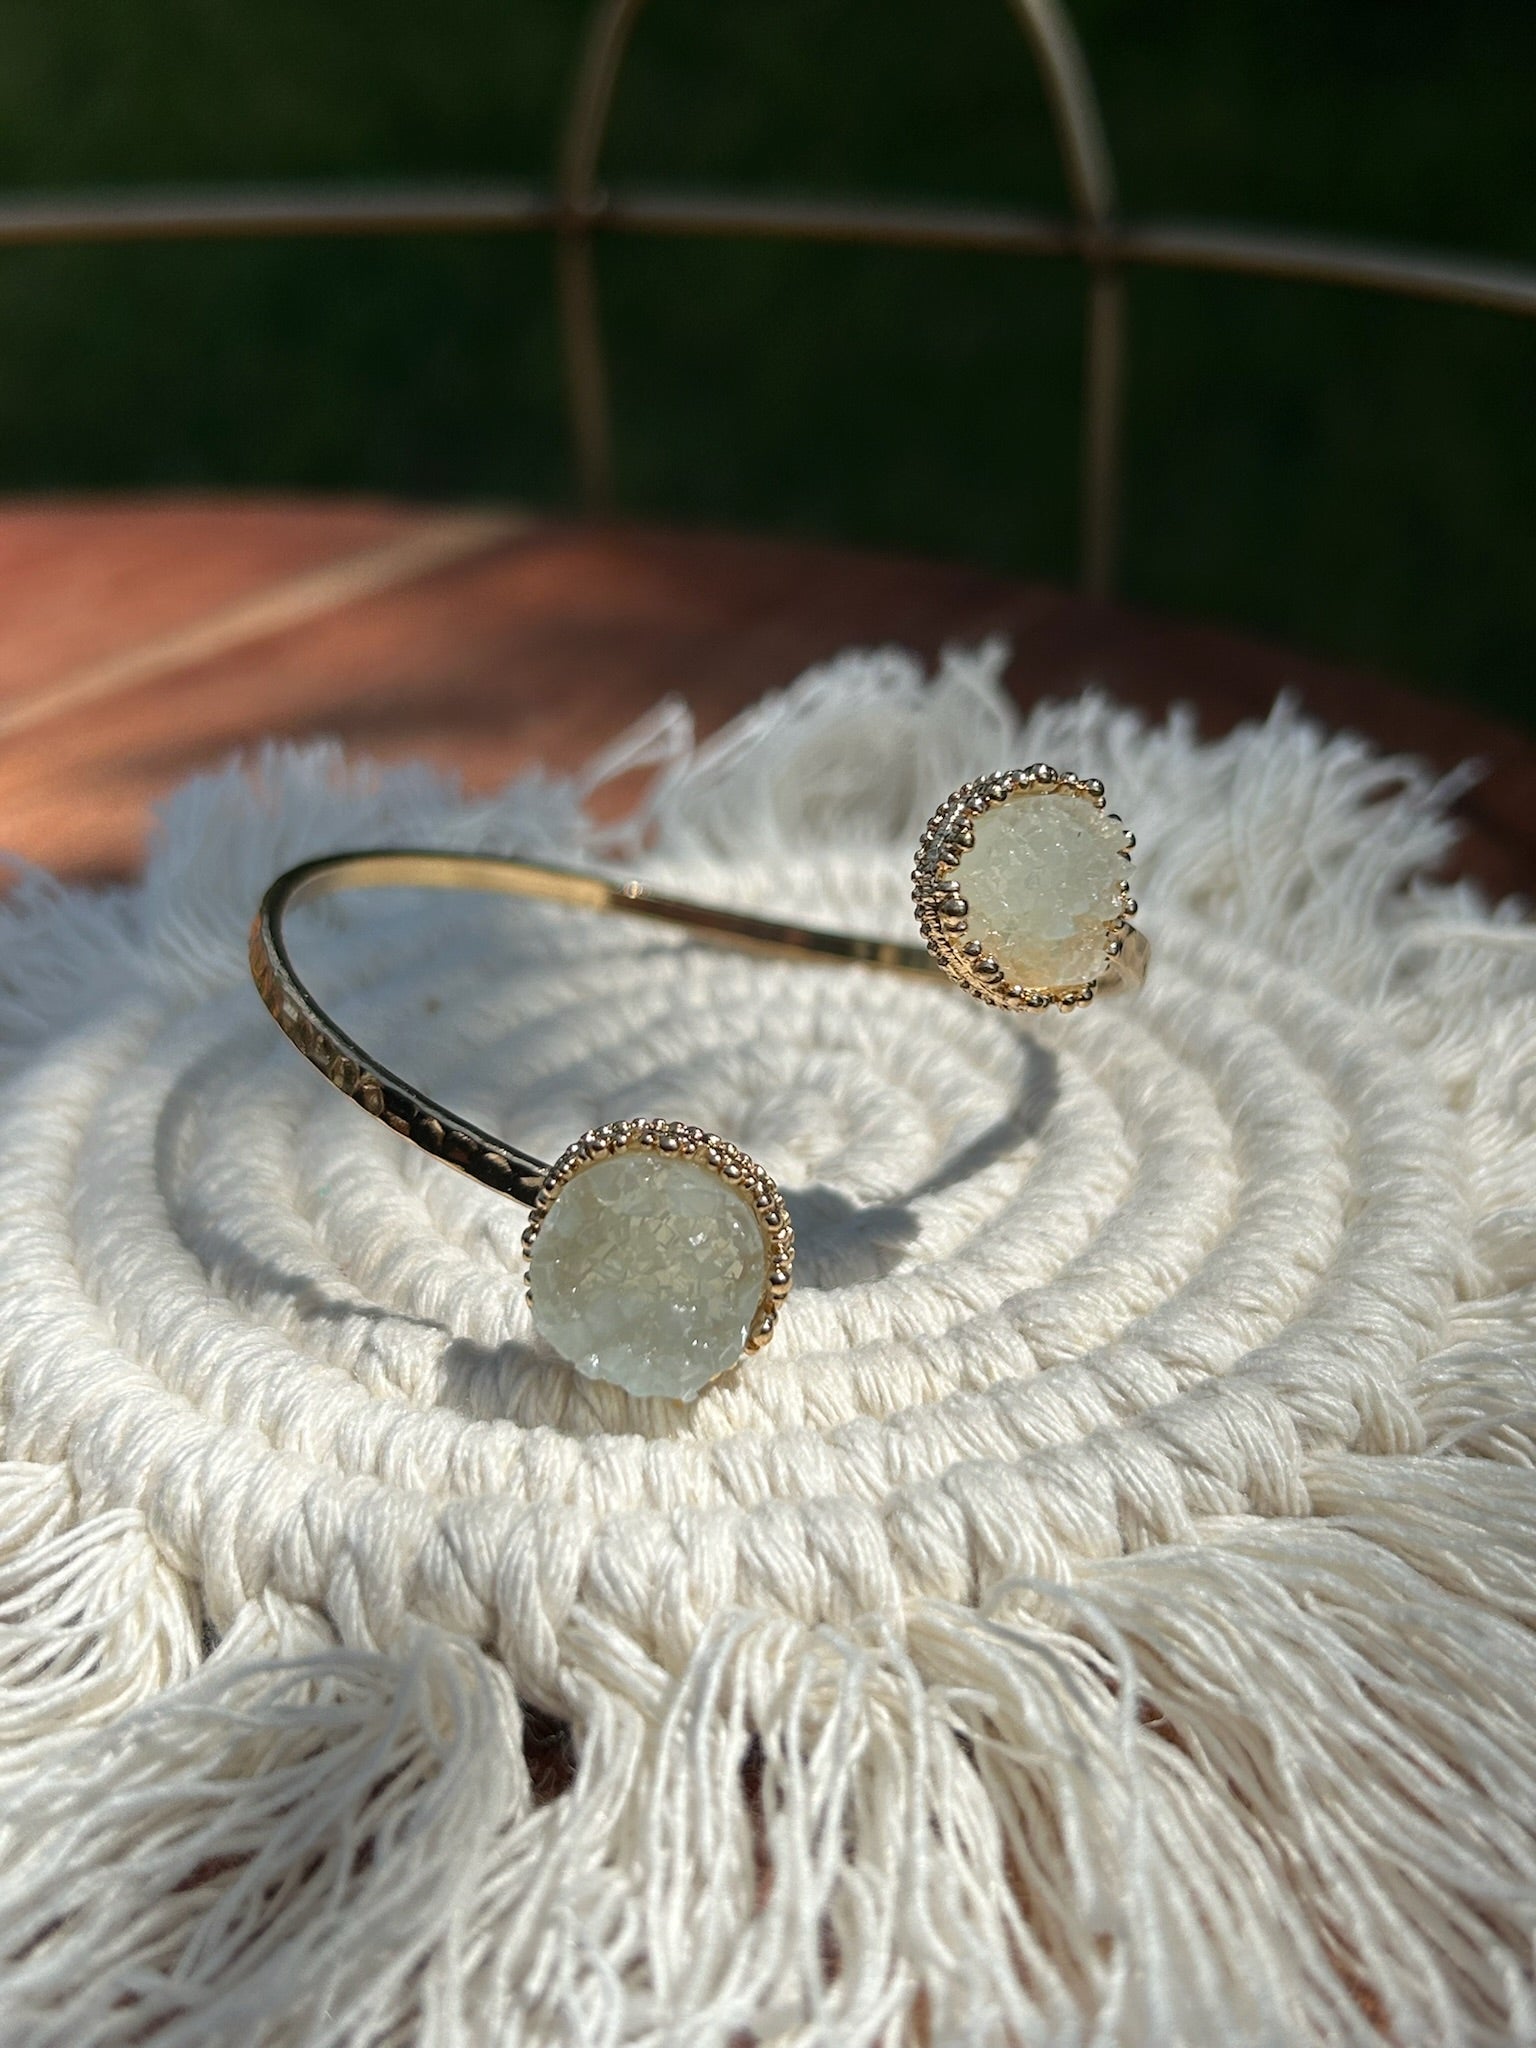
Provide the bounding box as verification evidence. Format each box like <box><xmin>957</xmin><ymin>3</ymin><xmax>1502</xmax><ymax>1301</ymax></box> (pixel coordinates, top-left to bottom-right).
<box><xmin>960</xmin><ymin>789</ymin><xmax>1127</xmax><ymax>989</ymax></box>
<box><xmin>529</xmin><ymin>1151</ymin><xmax>768</xmax><ymax>1401</ymax></box>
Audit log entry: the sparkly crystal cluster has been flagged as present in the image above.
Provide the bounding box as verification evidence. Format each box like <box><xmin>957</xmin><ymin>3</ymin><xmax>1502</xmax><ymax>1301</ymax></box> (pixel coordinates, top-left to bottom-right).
<box><xmin>524</xmin><ymin>1122</ymin><xmax>790</xmax><ymax>1401</ymax></box>
<box><xmin>912</xmin><ymin>767</ymin><xmax>1135</xmax><ymax>1008</ymax></box>
<box><xmin>963</xmin><ymin>790</ymin><xmax>1130</xmax><ymax>988</ymax></box>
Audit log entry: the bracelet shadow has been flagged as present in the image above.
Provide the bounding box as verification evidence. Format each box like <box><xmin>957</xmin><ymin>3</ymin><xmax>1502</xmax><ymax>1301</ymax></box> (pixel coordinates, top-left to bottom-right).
<box><xmin>776</xmin><ymin>1029</ymin><xmax>1058</xmax><ymax>1288</ymax></box>
<box><xmin>155</xmin><ymin>1022</ymin><xmax>1057</xmax><ymax>1433</ymax></box>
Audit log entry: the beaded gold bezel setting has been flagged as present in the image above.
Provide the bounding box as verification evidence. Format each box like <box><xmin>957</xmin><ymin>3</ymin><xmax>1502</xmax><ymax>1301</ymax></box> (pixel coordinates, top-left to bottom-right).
<box><xmin>521</xmin><ymin>1118</ymin><xmax>795</xmax><ymax>1388</ymax></box>
<box><xmin>911</xmin><ymin>765</ymin><xmax>1137</xmax><ymax>1012</ymax></box>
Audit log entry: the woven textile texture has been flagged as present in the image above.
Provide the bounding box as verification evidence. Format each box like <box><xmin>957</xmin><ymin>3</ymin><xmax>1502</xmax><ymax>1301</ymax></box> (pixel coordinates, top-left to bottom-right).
<box><xmin>1</xmin><ymin>645</ymin><xmax>1534</xmax><ymax>2046</ymax></box>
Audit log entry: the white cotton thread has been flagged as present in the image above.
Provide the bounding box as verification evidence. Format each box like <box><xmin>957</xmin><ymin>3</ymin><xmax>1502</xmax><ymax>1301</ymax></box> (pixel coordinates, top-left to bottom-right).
<box><xmin>0</xmin><ymin>649</ymin><xmax>1533</xmax><ymax>2043</ymax></box>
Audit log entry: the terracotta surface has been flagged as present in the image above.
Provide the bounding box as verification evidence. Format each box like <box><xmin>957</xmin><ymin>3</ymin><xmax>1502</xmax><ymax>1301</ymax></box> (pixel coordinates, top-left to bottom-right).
<box><xmin>2</xmin><ymin>494</ymin><xmax>1531</xmax><ymax>896</ymax></box>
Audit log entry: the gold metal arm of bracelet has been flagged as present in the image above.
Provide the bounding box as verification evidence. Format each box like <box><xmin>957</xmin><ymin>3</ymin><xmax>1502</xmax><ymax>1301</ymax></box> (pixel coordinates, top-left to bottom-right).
<box><xmin>249</xmin><ymin>849</ymin><xmax>1148</xmax><ymax>1209</ymax></box>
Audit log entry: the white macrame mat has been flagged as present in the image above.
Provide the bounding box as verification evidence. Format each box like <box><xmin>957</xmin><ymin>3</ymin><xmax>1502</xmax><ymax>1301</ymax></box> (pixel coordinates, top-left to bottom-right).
<box><xmin>1</xmin><ymin>643</ymin><xmax>1534</xmax><ymax>2047</ymax></box>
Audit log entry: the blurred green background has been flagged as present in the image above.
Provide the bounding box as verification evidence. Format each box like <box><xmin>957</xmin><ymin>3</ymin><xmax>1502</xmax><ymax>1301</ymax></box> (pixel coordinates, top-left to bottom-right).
<box><xmin>0</xmin><ymin>0</ymin><xmax>1531</xmax><ymax>725</ymax></box>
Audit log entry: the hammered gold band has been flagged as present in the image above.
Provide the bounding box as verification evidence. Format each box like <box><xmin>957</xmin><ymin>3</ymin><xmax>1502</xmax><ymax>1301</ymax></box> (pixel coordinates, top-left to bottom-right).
<box><xmin>249</xmin><ymin>847</ymin><xmax>1148</xmax><ymax>1212</ymax></box>
<box><xmin>250</xmin><ymin>849</ymin><xmax>943</xmax><ymax>1211</ymax></box>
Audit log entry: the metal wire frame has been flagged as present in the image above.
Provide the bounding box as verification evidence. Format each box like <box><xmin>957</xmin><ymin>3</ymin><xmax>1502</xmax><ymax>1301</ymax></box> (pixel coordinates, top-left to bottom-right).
<box><xmin>3</xmin><ymin>0</ymin><xmax>1534</xmax><ymax>599</ymax></box>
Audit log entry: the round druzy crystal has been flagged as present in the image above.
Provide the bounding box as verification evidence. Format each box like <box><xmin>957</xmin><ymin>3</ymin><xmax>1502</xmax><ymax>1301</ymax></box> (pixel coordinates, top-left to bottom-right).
<box><xmin>960</xmin><ymin>788</ymin><xmax>1128</xmax><ymax>990</ymax></box>
<box><xmin>528</xmin><ymin>1151</ymin><xmax>768</xmax><ymax>1401</ymax></box>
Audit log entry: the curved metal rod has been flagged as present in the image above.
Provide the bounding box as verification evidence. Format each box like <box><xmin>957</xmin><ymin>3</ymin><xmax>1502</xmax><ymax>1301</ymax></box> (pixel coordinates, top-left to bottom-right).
<box><xmin>1006</xmin><ymin>0</ymin><xmax>1122</xmax><ymax>597</ymax></box>
<box><xmin>588</xmin><ymin>194</ymin><xmax>1536</xmax><ymax>317</ymax></box>
<box><xmin>555</xmin><ymin>0</ymin><xmax>1128</xmax><ymax>572</ymax></box>
<box><xmin>8</xmin><ymin>184</ymin><xmax>1535</xmax><ymax>320</ymax></box>
<box><xmin>558</xmin><ymin>0</ymin><xmax>650</xmax><ymax>207</ymax></box>
<box><xmin>1119</xmin><ymin>219</ymin><xmax>1536</xmax><ymax>316</ymax></box>
<box><xmin>556</xmin><ymin>0</ymin><xmax>651</xmax><ymax>510</ymax></box>
<box><xmin>8</xmin><ymin>182</ymin><xmax>1534</xmax><ymax>325</ymax></box>
<box><xmin>1005</xmin><ymin>0</ymin><xmax>1115</xmax><ymax>227</ymax></box>
<box><xmin>0</xmin><ymin>184</ymin><xmax>557</xmax><ymax>243</ymax></box>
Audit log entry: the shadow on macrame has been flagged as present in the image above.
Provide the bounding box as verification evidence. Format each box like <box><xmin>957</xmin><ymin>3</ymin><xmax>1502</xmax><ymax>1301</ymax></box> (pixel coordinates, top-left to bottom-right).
<box><xmin>777</xmin><ymin>1183</ymin><xmax>920</xmax><ymax>1287</ymax></box>
<box><xmin>908</xmin><ymin>1028</ymin><xmax>1058</xmax><ymax>1198</ymax></box>
<box><xmin>780</xmin><ymin>1027</ymin><xmax>1057</xmax><ymax>1287</ymax></box>
<box><xmin>154</xmin><ymin>1020</ymin><xmax>1057</xmax><ymax>1435</ymax></box>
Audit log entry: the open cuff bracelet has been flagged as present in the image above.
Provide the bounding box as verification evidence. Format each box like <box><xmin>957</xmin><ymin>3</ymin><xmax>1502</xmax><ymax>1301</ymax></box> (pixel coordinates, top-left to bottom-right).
<box><xmin>250</xmin><ymin>765</ymin><xmax>1145</xmax><ymax>1402</ymax></box>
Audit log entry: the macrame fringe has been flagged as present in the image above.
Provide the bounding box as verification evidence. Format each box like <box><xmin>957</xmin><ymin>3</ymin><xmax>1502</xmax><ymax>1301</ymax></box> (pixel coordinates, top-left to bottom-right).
<box><xmin>0</xmin><ymin>1462</ymin><xmax>197</xmax><ymax>1776</ymax></box>
<box><xmin>2</xmin><ymin>1423</ymin><xmax>1536</xmax><ymax>2045</ymax></box>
